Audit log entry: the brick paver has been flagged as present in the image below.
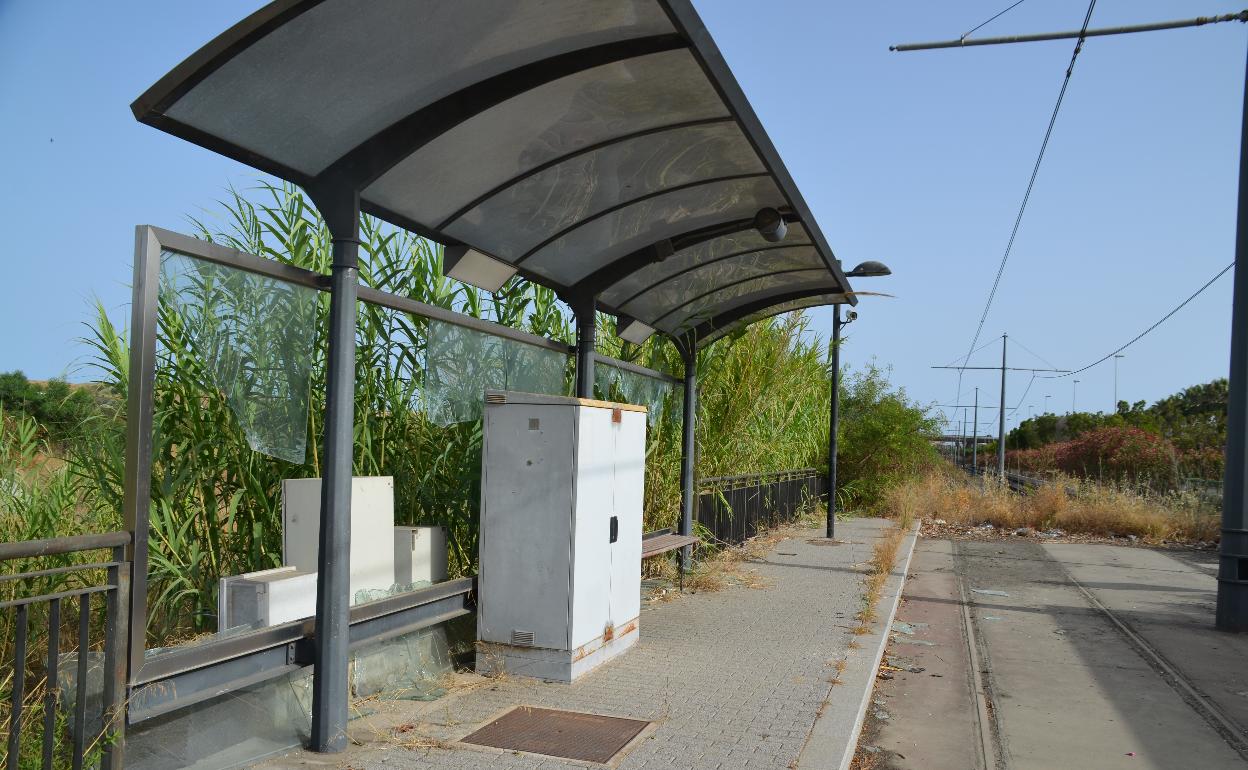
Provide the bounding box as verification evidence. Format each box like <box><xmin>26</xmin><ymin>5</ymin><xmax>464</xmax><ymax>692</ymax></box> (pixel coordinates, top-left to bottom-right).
<box><xmin>261</xmin><ymin>519</ymin><xmax>891</xmax><ymax>770</ymax></box>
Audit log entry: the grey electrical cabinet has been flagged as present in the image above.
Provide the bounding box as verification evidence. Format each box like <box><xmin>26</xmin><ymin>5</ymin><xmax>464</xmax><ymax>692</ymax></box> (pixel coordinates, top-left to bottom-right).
<box><xmin>477</xmin><ymin>390</ymin><xmax>646</xmax><ymax>682</ymax></box>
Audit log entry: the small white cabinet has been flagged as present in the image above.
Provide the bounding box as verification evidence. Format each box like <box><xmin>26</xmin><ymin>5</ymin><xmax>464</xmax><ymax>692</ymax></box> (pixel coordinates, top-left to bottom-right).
<box><xmin>477</xmin><ymin>390</ymin><xmax>645</xmax><ymax>682</ymax></box>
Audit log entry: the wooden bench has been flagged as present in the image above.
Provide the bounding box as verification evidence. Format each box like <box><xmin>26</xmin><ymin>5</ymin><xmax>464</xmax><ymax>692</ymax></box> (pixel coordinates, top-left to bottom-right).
<box><xmin>642</xmin><ymin>528</ymin><xmax>699</xmax><ymax>590</ymax></box>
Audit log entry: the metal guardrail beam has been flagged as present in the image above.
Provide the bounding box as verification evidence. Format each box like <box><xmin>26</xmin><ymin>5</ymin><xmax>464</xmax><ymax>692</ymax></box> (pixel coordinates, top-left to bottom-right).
<box><xmin>0</xmin><ymin>531</ymin><xmax>130</xmax><ymax>561</ymax></box>
<box><xmin>128</xmin><ymin>577</ymin><xmax>475</xmax><ymax>724</ymax></box>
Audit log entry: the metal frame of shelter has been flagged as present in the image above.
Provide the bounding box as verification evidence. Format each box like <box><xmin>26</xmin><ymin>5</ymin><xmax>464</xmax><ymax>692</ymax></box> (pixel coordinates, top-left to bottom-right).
<box><xmin>129</xmin><ymin>0</ymin><xmax>858</xmax><ymax>751</ymax></box>
<box><xmin>120</xmin><ymin>224</ymin><xmax>680</xmax><ymax>729</ymax></box>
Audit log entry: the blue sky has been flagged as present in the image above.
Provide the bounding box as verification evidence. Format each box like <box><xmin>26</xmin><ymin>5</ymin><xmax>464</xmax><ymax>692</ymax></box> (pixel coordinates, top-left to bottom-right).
<box><xmin>1</xmin><ymin>1</ymin><xmax>1244</xmax><ymax>436</ymax></box>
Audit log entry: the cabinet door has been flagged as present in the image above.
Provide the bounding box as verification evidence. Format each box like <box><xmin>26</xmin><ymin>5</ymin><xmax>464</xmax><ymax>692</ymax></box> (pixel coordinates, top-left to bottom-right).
<box><xmin>569</xmin><ymin>406</ymin><xmax>615</xmax><ymax>649</ymax></box>
<box><xmin>609</xmin><ymin>410</ymin><xmax>645</xmax><ymax>627</ymax></box>
<box><xmin>480</xmin><ymin>404</ymin><xmax>575</xmax><ymax>650</ymax></box>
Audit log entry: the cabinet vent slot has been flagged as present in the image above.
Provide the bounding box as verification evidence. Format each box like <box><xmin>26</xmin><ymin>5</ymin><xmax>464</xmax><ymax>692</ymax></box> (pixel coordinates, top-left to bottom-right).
<box><xmin>511</xmin><ymin>629</ymin><xmax>535</xmax><ymax>647</ymax></box>
<box><xmin>485</xmin><ymin>393</ymin><xmax>507</xmax><ymax>404</ymax></box>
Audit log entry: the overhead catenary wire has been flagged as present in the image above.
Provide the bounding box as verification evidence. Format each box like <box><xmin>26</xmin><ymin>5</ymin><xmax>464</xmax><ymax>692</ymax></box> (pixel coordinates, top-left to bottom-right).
<box><xmin>1009</xmin><ymin>373</ymin><xmax>1037</xmax><ymax>415</ymax></box>
<box><xmin>941</xmin><ymin>338</ymin><xmax>1000</xmax><ymax>368</ymax></box>
<box><xmin>1009</xmin><ymin>336</ymin><xmax>1061</xmax><ymax>371</ymax></box>
<box><xmin>950</xmin><ymin>0</ymin><xmax>1097</xmax><ymax>405</ymax></box>
<box><xmin>1044</xmin><ymin>261</ymin><xmax>1234</xmax><ymax>380</ymax></box>
<box><xmin>962</xmin><ymin>0</ymin><xmax>1029</xmax><ymax>42</ymax></box>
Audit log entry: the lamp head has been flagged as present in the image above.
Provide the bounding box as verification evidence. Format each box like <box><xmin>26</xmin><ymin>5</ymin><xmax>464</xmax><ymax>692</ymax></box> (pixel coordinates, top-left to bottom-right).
<box><xmin>846</xmin><ymin>260</ymin><xmax>891</xmax><ymax>278</ymax></box>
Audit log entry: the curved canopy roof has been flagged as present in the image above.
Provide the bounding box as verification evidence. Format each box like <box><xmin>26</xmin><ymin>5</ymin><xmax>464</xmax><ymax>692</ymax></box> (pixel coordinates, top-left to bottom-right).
<box><xmin>133</xmin><ymin>0</ymin><xmax>854</xmax><ymax>349</ymax></box>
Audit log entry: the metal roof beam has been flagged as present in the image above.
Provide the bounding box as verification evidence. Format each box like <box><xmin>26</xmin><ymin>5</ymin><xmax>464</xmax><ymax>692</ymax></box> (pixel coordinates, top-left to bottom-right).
<box><xmin>569</xmin><ymin>211</ymin><xmax>802</xmax><ymax>300</ymax></box>
<box><xmin>679</xmin><ymin>287</ymin><xmax>846</xmax><ymax>349</ymax></box>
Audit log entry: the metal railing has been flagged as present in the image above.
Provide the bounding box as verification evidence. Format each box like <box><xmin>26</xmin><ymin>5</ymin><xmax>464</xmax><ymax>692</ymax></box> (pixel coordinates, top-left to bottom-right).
<box><xmin>1</xmin><ymin>531</ymin><xmax>130</xmax><ymax>770</ymax></box>
<box><xmin>696</xmin><ymin>468</ymin><xmax>825</xmax><ymax>546</ymax></box>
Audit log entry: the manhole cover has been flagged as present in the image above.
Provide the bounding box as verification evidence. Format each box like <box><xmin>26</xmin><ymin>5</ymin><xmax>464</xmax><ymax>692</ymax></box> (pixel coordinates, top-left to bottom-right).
<box><xmin>460</xmin><ymin>706</ymin><xmax>649</xmax><ymax>764</ymax></box>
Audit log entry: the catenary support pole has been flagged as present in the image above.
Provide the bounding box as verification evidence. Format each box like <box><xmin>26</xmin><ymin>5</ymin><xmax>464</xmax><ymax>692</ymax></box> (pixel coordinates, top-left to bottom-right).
<box><xmin>827</xmin><ymin>305</ymin><xmax>842</xmax><ymax>538</ymax></box>
<box><xmin>679</xmin><ymin>347</ymin><xmax>697</xmax><ymax>577</ymax></box>
<box><xmin>574</xmin><ymin>297</ymin><xmax>596</xmax><ymax>398</ymax></box>
<box><xmin>972</xmin><ymin>387</ymin><xmax>979</xmax><ymax>472</ymax></box>
<box><xmin>891</xmin><ymin>11</ymin><xmax>1248</xmax><ymax>52</ymax></box>
<box><xmin>962</xmin><ymin>408</ymin><xmax>968</xmax><ymax>469</ymax></box>
<box><xmin>310</xmin><ymin>191</ymin><xmax>360</xmax><ymax>752</ymax></box>
<box><xmin>997</xmin><ymin>334</ymin><xmax>1007</xmax><ymax>480</ymax></box>
<box><xmin>1217</xmin><ymin>43</ymin><xmax>1248</xmax><ymax>632</ymax></box>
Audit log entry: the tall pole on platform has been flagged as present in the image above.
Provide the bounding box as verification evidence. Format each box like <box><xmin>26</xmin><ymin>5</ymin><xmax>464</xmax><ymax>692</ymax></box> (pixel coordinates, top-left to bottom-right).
<box><xmin>997</xmin><ymin>334</ymin><xmax>1007</xmax><ymax>479</ymax></box>
<box><xmin>827</xmin><ymin>305</ymin><xmax>842</xmax><ymax>538</ymax></box>
<box><xmin>1218</xmin><ymin>43</ymin><xmax>1248</xmax><ymax>632</ymax></box>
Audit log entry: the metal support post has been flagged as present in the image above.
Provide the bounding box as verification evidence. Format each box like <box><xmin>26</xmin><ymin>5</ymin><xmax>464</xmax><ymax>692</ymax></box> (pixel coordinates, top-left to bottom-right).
<box><xmin>574</xmin><ymin>297</ymin><xmax>596</xmax><ymax>398</ymax></box>
<box><xmin>1217</xmin><ymin>45</ymin><xmax>1248</xmax><ymax>632</ymax></box>
<box><xmin>997</xmin><ymin>334</ymin><xmax>1007</xmax><ymax>480</ymax></box>
<box><xmin>679</xmin><ymin>348</ymin><xmax>697</xmax><ymax>586</ymax></box>
<box><xmin>310</xmin><ymin>191</ymin><xmax>360</xmax><ymax>752</ymax></box>
<box><xmin>827</xmin><ymin>305</ymin><xmax>842</xmax><ymax>538</ymax></box>
<box><xmin>122</xmin><ymin>227</ymin><xmax>160</xmax><ymax>683</ymax></box>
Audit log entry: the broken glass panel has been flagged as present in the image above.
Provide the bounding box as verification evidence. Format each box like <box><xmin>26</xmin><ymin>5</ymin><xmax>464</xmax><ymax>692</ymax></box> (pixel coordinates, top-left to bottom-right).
<box><xmin>594</xmin><ymin>361</ymin><xmax>676</xmax><ymax>424</ymax></box>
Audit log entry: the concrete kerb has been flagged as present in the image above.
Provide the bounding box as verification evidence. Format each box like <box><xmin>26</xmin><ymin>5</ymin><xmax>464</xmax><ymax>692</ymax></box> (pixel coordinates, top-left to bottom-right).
<box><xmin>796</xmin><ymin>520</ymin><xmax>921</xmax><ymax>770</ymax></box>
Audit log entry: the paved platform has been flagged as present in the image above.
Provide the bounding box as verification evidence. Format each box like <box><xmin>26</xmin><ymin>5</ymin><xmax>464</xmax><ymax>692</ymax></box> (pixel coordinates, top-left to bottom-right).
<box><xmin>257</xmin><ymin>518</ymin><xmax>915</xmax><ymax>770</ymax></box>
<box><xmin>861</xmin><ymin>538</ymin><xmax>1248</xmax><ymax>770</ymax></box>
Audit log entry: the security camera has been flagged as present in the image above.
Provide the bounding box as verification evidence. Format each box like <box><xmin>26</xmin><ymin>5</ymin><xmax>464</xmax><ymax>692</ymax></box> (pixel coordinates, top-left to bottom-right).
<box><xmin>753</xmin><ymin>208</ymin><xmax>787</xmax><ymax>243</ymax></box>
<box><xmin>845</xmin><ymin>310</ymin><xmax>858</xmax><ymax>322</ymax></box>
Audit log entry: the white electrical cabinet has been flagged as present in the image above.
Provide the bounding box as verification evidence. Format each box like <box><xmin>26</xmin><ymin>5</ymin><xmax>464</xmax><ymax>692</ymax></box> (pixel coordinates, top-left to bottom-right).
<box><xmin>281</xmin><ymin>476</ymin><xmax>396</xmax><ymax>599</ymax></box>
<box><xmin>477</xmin><ymin>390</ymin><xmax>645</xmax><ymax>682</ymax></box>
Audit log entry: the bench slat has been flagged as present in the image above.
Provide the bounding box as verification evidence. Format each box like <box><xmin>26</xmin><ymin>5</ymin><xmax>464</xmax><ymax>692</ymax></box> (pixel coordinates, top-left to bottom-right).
<box><xmin>641</xmin><ymin>532</ymin><xmax>698</xmax><ymax>559</ymax></box>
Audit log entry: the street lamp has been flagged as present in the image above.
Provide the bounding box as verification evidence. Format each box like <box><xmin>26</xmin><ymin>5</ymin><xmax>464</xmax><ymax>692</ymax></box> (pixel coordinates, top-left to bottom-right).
<box><xmin>828</xmin><ymin>260</ymin><xmax>893</xmax><ymax>539</ymax></box>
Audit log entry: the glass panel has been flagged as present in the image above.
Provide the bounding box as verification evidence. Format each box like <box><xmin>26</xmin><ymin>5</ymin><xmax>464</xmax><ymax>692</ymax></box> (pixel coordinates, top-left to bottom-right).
<box><xmin>600</xmin><ymin>223</ymin><xmax>812</xmax><ymax>306</ymax></box>
<box><xmin>619</xmin><ymin>246</ymin><xmax>824</xmax><ymax>322</ymax></box>
<box><xmin>660</xmin><ymin>271</ymin><xmax>839</xmax><ymax>333</ymax></box>
<box><xmin>444</xmin><ymin>122</ymin><xmax>763</xmax><ymax>257</ymax></box>
<box><xmin>594</xmin><ymin>362</ymin><xmax>678</xmax><ymax>425</ymax></box>
<box><xmin>524</xmin><ymin>176</ymin><xmax>785</xmax><ymax>286</ymax></box>
<box><xmin>167</xmin><ymin>0</ymin><xmax>675</xmax><ymax>175</ymax></box>
<box><xmin>424</xmin><ymin>318</ymin><xmax>571</xmax><ymax>425</ymax></box>
<box><xmin>364</xmin><ymin>49</ymin><xmax>727</xmax><ymax>229</ymax></box>
<box><xmin>159</xmin><ymin>251</ymin><xmax>316</xmax><ymax>464</ymax></box>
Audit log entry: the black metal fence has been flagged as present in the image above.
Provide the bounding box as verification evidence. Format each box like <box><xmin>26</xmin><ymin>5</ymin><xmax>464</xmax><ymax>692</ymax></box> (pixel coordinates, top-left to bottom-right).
<box><xmin>1</xmin><ymin>531</ymin><xmax>130</xmax><ymax>770</ymax></box>
<box><xmin>696</xmin><ymin>468</ymin><xmax>826</xmax><ymax>546</ymax></box>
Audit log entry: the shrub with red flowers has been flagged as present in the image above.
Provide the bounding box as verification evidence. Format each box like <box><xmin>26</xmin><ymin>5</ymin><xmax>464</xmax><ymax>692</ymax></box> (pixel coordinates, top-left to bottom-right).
<box><xmin>1178</xmin><ymin>446</ymin><xmax>1224</xmax><ymax>481</ymax></box>
<box><xmin>1052</xmin><ymin>426</ymin><xmax>1177</xmax><ymax>488</ymax></box>
<box><xmin>1001</xmin><ymin>426</ymin><xmax>1178</xmax><ymax>489</ymax></box>
<box><xmin>1005</xmin><ymin>444</ymin><xmax>1057</xmax><ymax>473</ymax></box>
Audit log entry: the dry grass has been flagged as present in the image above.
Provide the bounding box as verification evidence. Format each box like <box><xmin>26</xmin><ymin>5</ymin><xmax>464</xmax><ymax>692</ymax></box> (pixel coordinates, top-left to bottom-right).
<box><xmin>850</xmin><ymin>506</ymin><xmax>914</xmax><ymax>635</ymax></box>
<box><xmin>885</xmin><ymin>470</ymin><xmax>1220</xmax><ymax>544</ymax></box>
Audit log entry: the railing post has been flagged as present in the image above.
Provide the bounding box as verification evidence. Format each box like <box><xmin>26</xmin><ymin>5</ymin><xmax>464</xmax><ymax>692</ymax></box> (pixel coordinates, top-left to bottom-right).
<box><xmin>7</xmin><ymin>605</ymin><xmax>27</xmax><ymax>770</ymax></box>
<box><xmin>101</xmin><ymin>544</ymin><xmax>129</xmax><ymax>770</ymax></box>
